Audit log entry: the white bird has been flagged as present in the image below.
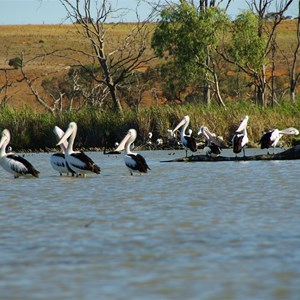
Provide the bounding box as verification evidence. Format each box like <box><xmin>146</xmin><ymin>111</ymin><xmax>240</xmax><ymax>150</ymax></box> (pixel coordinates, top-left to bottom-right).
<box><xmin>57</xmin><ymin>122</ymin><xmax>100</xmax><ymax>176</ymax></box>
<box><xmin>50</xmin><ymin>126</ymin><xmax>74</xmax><ymax>176</ymax></box>
<box><xmin>198</xmin><ymin>125</ymin><xmax>222</xmax><ymax>157</ymax></box>
<box><xmin>115</xmin><ymin>129</ymin><xmax>151</xmax><ymax>175</ymax></box>
<box><xmin>156</xmin><ymin>138</ymin><xmax>163</xmax><ymax>145</ymax></box>
<box><xmin>172</xmin><ymin>115</ymin><xmax>197</xmax><ymax>157</ymax></box>
<box><xmin>147</xmin><ymin>132</ymin><xmax>153</xmax><ymax>145</ymax></box>
<box><xmin>259</xmin><ymin>127</ymin><xmax>299</xmax><ymax>154</ymax></box>
<box><xmin>232</xmin><ymin>115</ymin><xmax>249</xmax><ymax>157</ymax></box>
<box><xmin>0</xmin><ymin>129</ymin><xmax>39</xmax><ymax>178</ymax></box>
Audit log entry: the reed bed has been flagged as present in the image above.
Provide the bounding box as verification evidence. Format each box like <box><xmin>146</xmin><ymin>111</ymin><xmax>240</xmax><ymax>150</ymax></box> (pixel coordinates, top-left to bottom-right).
<box><xmin>1</xmin><ymin>100</ymin><xmax>300</xmax><ymax>151</ymax></box>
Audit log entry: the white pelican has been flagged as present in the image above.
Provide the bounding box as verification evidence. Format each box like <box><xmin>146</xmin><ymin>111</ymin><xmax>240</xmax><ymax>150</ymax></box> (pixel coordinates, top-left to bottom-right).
<box><xmin>0</xmin><ymin>129</ymin><xmax>39</xmax><ymax>178</ymax></box>
<box><xmin>156</xmin><ymin>138</ymin><xmax>163</xmax><ymax>146</ymax></box>
<box><xmin>50</xmin><ymin>126</ymin><xmax>74</xmax><ymax>176</ymax></box>
<box><xmin>115</xmin><ymin>129</ymin><xmax>151</xmax><ymax>175</ymax></box>
<box><xmin>57</xmin><ymin>122</ymin><xmax>100</xmax><ymax>176</ymax></box>
<box><xmin>259</xmin><ymin>127</ymin><xmax>299</xmax><ymax>154</ymax></box>
<box><xmin>198</xmin><ymin>126</ymin><xmax>222</xmax><ymax>157</ymax></box>
<box><xmin>232</xmin><ymin>115</ymin><xmax>249</xmax><ymax>157</ymax></box>
<box><xmin>172</xmin><ymin>115</ymin><xmax>197</xmax><ymax>157</ymax></box>
<box><xmin>147</xmin><ymin>132</ymin><xmax>153</xmax><ymax>145</ymax></box>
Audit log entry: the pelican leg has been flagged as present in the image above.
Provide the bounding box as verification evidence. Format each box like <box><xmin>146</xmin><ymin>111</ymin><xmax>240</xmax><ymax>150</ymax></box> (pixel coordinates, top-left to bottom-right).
<box><xmin>243</xmin><ymin>147</ymin><xmax>246</xmax><ymax>157</ymax></box>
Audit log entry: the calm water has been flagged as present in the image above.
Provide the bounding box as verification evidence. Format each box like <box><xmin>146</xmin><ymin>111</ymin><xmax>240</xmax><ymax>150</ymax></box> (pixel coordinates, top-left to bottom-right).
<box><xmin>0</xmin><ymin>149</ymin><xmax>299</xmax><ymax>300</ymax></box>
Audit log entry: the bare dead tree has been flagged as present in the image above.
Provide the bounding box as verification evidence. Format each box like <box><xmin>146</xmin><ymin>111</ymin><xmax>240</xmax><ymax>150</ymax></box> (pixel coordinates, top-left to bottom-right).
<box><xmin>59</xmin><ymin>0</ymin><xmax>158</xmax><ymax>114</ymax></box>
<box><xmin>0</xmin><ymin>67</ymin><xmax>14</xmax><ymax>108</ymax></box>
<box><xmin>290</xmin><ymin>3</ymin><xmax>300</xmax><ymax>102</ymax></box>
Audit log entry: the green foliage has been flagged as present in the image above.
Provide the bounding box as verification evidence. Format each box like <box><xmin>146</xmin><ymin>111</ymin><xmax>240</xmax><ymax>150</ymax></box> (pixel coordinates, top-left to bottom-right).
<box><xmin>229</xmin><ymin>11</ymin><xmax>266</xmax><ymax>72</ymax></box>
<box><xmin>8</xmin><ymin>57</ymin><xmax>23</xmax><ymax>69</ymax></box>
<box><xmin>151</xmin><ymin>3</ymin><xmax>230</xmax><ymax>103</ymax></box>
<box><xmin>152</xmin><ymin>4</ymin><xmax>229</xmax><ymax>65</ymax></box>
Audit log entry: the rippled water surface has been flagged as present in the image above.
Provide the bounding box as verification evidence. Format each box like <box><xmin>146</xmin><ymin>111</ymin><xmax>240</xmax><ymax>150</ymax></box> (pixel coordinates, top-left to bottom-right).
<box><xmin>0</xmin><ymin>149</ymin><xmax>300</xmax><ymax>300</ymax></box>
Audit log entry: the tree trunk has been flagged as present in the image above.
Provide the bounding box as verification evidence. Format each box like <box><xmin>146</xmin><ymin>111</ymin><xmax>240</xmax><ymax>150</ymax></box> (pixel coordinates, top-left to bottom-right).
<box><xmin>108</xmin><ymin>84</ymin><xmax>123</xmax><ymax>113</ymax></box>
<box><xmin>257</xmin><ymin>66</ymin><xmax>266</xmax><ymax>106</ymax></box>
<box><xmin>204</xmin><ymin>83</ymin><xmax>211</xmax><ymax>105</ymax></box>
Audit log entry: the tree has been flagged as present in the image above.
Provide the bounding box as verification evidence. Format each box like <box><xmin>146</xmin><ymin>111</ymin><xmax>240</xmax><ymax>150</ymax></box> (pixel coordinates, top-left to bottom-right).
<box><xmin>289</xmin><ymin>2</ymin><xmax>300</xmax><ymax>102</ymax></box>
<box><xmin>220</xmin><ymin>0</ymin><xmax>293</xmax><ymax>106</ymax></box>
<box><xmin>151</xmin><ymin>0</ymin><xmax>229</xmax><ymax>108</ymax></box>
<box><xmin>59</xmin><ymin>0</ymin><xmax>157</xmax><ymax>114</ymax></box>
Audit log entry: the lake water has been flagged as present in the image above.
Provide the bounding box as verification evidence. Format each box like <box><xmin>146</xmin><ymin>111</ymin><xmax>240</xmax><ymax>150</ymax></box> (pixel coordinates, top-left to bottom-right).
<box><xmin>0</xmin><ymin>149</ymin><xmax>299</xmax><ymax>300</ymax></box>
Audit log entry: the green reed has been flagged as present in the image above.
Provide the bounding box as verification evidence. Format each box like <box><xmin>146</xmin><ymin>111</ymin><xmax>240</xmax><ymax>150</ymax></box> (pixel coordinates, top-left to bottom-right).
<box><xmin>1</xmin><ymin>100</ymin><xmax>300</xmax><ymax>151</ymax></box>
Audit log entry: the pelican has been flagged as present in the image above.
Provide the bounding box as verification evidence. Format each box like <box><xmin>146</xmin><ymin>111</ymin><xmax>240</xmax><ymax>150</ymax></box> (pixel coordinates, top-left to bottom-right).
<box><xmin>198</xmin><ymin>126</ymin><xmax>222</xmax><ymax>157</ymax></box>
<box><xmin>147</xmin><ymin>132</ymin><xmax>153</xmax><ymax>145</ymax></box>
<box><xmin>57</xmin><ymin>122</ymin><xmax>100</xmax><ymax>176</ymax></box>
<box><xmin>172</xmin><ymin>115</ymin><xmax>197</xmax><ymax>157</ymax></box>
<box><xmin>0</xmin><ymin>129</ymin><xmax>39</xmax><ymax>178</ymax></box>
<box><xmin>50</xmin><ymin>126</ymin><xmax>74</xmax><ymax>176</ymax></box>
<box><xmin>232</xmin><ymin>115</ymin><xmax>249</xmax><ymax>157</ymax></box>
<box><xmin>259</xmin><ymin>127</ymin><xmax>299</xmax><ymax>154</ymax></box>
<box><xmin>115</xmin><ymin>129</ymin><xmax>151</xmax><ymax>175</ymax></box>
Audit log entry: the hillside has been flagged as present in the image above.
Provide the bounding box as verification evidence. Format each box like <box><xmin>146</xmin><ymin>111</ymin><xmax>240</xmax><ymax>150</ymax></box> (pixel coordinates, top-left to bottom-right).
<box><xmin>0</xmin><ymin>21</ymin><xmax>299</xmax><ymax>111</ymax></box>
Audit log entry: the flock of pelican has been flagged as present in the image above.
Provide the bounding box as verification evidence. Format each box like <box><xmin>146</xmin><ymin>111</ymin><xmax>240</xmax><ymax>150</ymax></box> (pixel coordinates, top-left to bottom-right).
<box><xmin>0</xmin><ymin>115</ymin><xmax>299</xmax><ymax>178</ymax></box>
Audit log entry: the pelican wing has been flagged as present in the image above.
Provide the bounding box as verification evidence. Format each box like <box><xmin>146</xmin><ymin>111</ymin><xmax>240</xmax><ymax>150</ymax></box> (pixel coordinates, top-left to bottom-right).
<box><xmin>259</xmin><ymin>131</ymin><xmax>273</xmax><ymax>149</ymax></box>
<box><xmin>70</xmin><ymin>152</ymin><xmax>101</xmax><ymax>174</ymax></box>
<box><xmin>232</xmin><ymin>134</ymin><xmax>244</xmax><ymax>154</ymax></box>
<box><xmin>126</xmin><ymin>154</ymin><xmax>151</xmax><ymax>173</ymax></box>
<box><xmin>184</xmin><ymin>136</ymin><xmax>197</xmax><ymax>152</ymax></box>
<box><xmin>7</xmin><ymin>155</ymin><xmax>39</xmax><ymax>177</ymax></box>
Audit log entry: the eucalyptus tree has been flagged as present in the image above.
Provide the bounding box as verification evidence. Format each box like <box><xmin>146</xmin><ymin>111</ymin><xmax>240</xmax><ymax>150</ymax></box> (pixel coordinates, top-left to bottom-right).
<box><xmin>220</xmin><ymin>0</ymin><xmax>293</xmax><ymax>106</ymax></box>
<box><xmin>151</xmin><ymin>0</ymin><xmax>230</xmax><ymax>107</ymax></box>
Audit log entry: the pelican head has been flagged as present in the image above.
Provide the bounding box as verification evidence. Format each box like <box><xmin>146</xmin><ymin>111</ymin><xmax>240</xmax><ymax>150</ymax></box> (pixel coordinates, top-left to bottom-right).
<box><xmin>172</xmin><ymin>115</ymin><xmax>190</xmax><ymax>134</ymax></box>
<box><xmin>279</xmin><ymin>127</ymin><xmax>299</xmax><ymax>136</ymax></box>
<box><xmin>115</xmin><ymin>129</ymin><xmax>137</xmax><ymax>152</ymax></box>
<box><xmin>53</xmin><ymin>126</ymin><xmax>68</xmax><ymax>151</ymax></box>
<box><xmin>57</xmin><ymin>122</ymin><xmax>77</xmax><ymax>146</ymax></box>
<box><xmin>0</xmin><ymin>129</ymin><xmax>11</xmax><ymax>149</ymax></box>
<box><xmin>236</xmin><ymin>115</ymin><xmax>249</xmax><ymax>132</ymax></box>
<box><xmin>198</xmin><ymin>125</ymin><xmax>207</xmax><ymax>136</ymax></box>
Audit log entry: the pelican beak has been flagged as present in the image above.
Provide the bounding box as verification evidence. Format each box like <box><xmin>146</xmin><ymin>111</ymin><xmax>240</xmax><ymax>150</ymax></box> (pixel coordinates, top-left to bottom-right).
<box><xmin>115</xmin><ymin>132</ymin><xmax>131</xmax><ymax>152</ymax></box>
<box><xmin>0</xmin><ymin>131</ymin><xmax>9</xmax><ymax>149</ymax></box>
<box><xmin>0</xmin><ymin>136</ymin><xmax>5</xmax><ymax>148</ymax></box>
<box><xmin>53</xmin><ymin>126</ymin><xmax>64</xmax><ymax>139</ymax></box>
<box><xmin>236</xmin><ymin>116</ymin><xmax>249</xmax><ymax>132</ymax></box>
<box><xmin>57</xmin><ymin>126</ymin><xmax>73</xmax><ymax>146</ymax></box>
<box><xmin>197</xmin><ymin>126</ymin><xmax>204</xmax><ymax>135</ymax></box>
<box><xmin>173</xmin><ymin>118</ymin><xmax>187</xmax><ymax>132</ymax></box>
<box><xmin>53</xmin><ymin>126</ymin><xmax>68</xmax><ymax>150</ymax></box>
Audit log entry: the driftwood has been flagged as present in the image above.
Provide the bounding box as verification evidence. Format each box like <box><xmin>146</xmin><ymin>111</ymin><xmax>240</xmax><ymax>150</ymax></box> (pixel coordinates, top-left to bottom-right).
<box><xmin>161</xmin><ymin>146</ymin><xmax>300</xmax><ymax>162</ymax></box>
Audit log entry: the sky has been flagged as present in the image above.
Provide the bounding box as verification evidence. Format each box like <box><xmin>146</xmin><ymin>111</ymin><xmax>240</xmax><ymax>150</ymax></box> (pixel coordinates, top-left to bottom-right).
<box><xmin>0</xmin><ymin>0</ymin><xmax>298</xmax><ymax>25</ymax></box>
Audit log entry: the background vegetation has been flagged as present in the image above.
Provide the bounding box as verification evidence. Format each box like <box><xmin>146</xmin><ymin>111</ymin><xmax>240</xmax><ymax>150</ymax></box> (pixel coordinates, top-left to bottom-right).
<box><xmin>1</xmin><ymin>100</ymin><xmax>300</xmax><ymax>151</ymax></box>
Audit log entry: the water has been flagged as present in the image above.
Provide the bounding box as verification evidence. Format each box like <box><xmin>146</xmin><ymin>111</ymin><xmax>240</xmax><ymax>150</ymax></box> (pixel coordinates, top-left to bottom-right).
<box><xmin>0</xmin><ymin>149</ymin><xmax>299</xmax><ymax>300</ymax></box>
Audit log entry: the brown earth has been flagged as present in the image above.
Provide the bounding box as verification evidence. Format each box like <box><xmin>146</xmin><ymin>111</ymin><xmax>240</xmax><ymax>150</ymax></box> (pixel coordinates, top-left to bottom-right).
<box><xmin>0</xmin><ymin>21</ymin><xmax>299</xmax><ymax>111</ymax></box>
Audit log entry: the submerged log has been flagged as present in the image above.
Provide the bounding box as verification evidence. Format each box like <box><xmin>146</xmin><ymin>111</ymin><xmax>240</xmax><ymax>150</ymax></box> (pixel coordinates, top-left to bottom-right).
<box><xmin>161</xmin><ymin>146</ymin><xmax>300</xmax><ymax>162</ymax></box>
